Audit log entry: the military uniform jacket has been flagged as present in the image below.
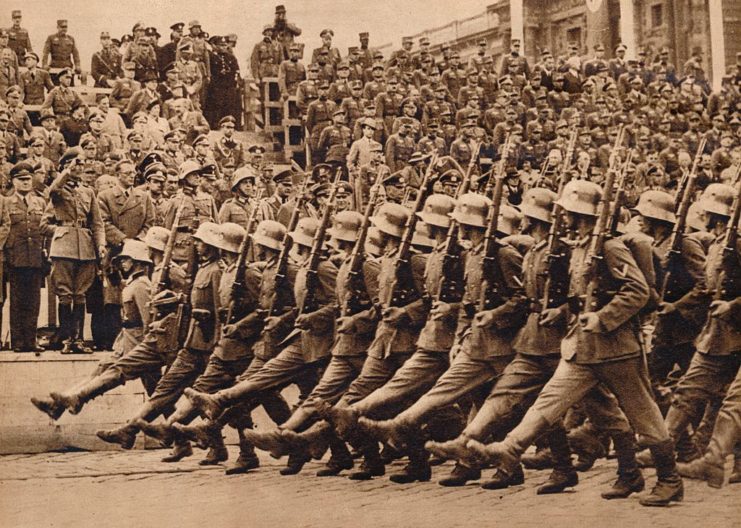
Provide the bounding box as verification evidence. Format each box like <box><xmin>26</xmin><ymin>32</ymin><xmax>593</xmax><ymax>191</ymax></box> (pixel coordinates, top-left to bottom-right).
<box><xmin>458</xmin><ymin>240</ymin><xmax>525</xmax><ymax>360</ymax></box>
<box><xmin>253</xmin><ymin>257</ymin><xmax>300</xmax><ymax>360</ymax></box>
<box><xmin>43</xmin><ymin>181</ymin><xmax>106</xmax><ymax>261</ymax></box>
<box><xmin>7</xmin><ymin>26</ymin><xmax>32</xmax><ymax>59</ymax></box>
<box><xmin>110</xmin><ymin>78</ymin><xmax>141</xmax><ymax>110</ymax></box>
<box><xmin>37</xmin><ymin>128</ymin><xmax>65</xmax><ymax>164</ymax></box>
<box><xmin>250</xmin><ymin>39</ymin><xmax>282</xmax><ymax>80</ymax></box>
<box><xmin>296</xmin><ymin>80</ymin><xmax>319</xmax><ymax>112</ymax></box>
<box><xmin>113</xmin><ymin>271</ymin><xmax>151</xmax><ymax>355</ymax></box>
<box><xmin>368</xmin><ymin>249</ymin><xmax>428</xmax><ymax>359</ymax></box>
<box><xmin>19</xmin><ymin>68</ymin><xmax>54</xmax><ymax>105</ymax></box>
<box><xmin>318</xmin><ymin>124</ymin><xmax>352</xmax><ymax>163</ymax></box>
<box><xmin>334</xmin><ymin>256</ymin><xmax>380</xmax><ymax>356</ymax></box>
<box><xmin>417</xmin><ymin>240</ymin><xmax>464</xmax><ymax>352</ymax></box>
<box><xmin>652</xmin><ymin>233</ymin><xmax>710</xmax><ymax>347</ymax></box>
<box><xmin>284</xmin><ymin>258</ymin><xmax>339</xmax><ymax>362</ymax></box>
<box><xmin>214</xmin><ymin>262</ymin><xmax>262</xmax><ymax>361</ymax></box>
<box><xmin>91</xmin><ymin>48</ymin><xmax>123</xmax><ymax>87</ymax></box>
<box><xmin>694</xmin><ymin>236</ymin><xmax>741</xmax><ymax>356</ymax></box>
<box><xmin>98</xmin><ymin>184</ymin><xmax>155</xmax><ymax>246</ymax></box>
<box><xmin>512</xmin><ymin>239</ymin><xmax>569</xmax><ymax>356</ymax></box>
<box><xmin>185</xmin><ymin>258</ymin><xmax>223</xmax><ymax>352</ymax></box>
<box><xmin>41</xmin><ymin>85</ymin><xmax>82</xmax><ymax>117</ymax></box>
<box><xmin>278</xmin><ymin>60</ymin><xmax>306</xmax><ymax>96</ymax></box>
<box><xmin>561</xmin><ymin>236</ymin><xmax>649</xmax><ymax>364</ymax></box>
<box><xmin>213</xmin><ymin>137</ymin><xmax>245</xmax><ymax>169</ymax></box>
<box><xmin>218</xmin><ymin>196</ymin><xmax>254</xmax><ymax>227</ymax></box>
<box><xmin>4</xmin><ymin>192</ymin><xmax>46</xmax><ymax>268</ymax></box>
<box><xmin>42</xmin><ymin>32</ymin><xmax>80</xmax><ymax>69</ymax></box>
<box><xmin>384</xmin><ymin>133</ymin><xmax>416</xmax><ymax>172</ymax></box>
<box><xmin>164</xmin><ymin>190</ymin><xmax>218</xmax><ymax>262</ymax></box>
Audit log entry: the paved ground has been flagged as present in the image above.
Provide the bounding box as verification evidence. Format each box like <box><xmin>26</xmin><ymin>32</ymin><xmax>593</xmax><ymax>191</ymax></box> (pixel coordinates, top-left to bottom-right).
<box><xmin>0</xmin><ymin>447</ymin><xmax>738</xmax><ymax>528</ymax></box>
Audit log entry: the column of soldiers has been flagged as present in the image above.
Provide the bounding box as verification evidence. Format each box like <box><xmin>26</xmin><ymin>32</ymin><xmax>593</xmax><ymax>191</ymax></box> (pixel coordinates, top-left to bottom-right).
<box><xmin>0</xmin><ymin>4</ymin><xmax>736</xmax><ymax>509</ymax></box>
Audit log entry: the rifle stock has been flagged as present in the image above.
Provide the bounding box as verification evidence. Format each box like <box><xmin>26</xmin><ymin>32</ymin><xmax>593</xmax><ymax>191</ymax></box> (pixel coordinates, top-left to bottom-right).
<box><xmin>660</xmin><ymin>138</ymin><xmax>706</xmax><ymax>300</ymax></box>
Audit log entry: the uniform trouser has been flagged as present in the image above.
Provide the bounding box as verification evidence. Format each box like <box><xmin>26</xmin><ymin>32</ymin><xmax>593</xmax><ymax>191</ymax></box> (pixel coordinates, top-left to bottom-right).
<box><xmin>168</xmin><ymin>355</ymin><xmax>254</xmax><ymax>426</ymax></box>
<box><xmin>337</xmin><ymin>352</ymin><xmax>414</xmax><ymax>408</ymax></box>
<box><xmin>713</xmin><ymin>366</ymin><xmax>741</xmax><ymax>457</ymax></box>
<box><xmin>220</xmin><ymin>342</ymin><xmax>327</xmax><ymax>410</ymax></box>
<box><xmin>50</xmin><ymin>258</ymin><xmax>97</xmax><ymax>305</ymax></box>
<box><xmin>7</xmin><ymin>267</ymin><xmax>43</xmax><ymax>348</ymax></box>
<box><xmin>650</xmin><ymin>342</ymin><xmax>696</xmax><ymax>387</ymax></box>
<box><xmin>353</xmin><ymin>348</ymin><xmax>450</xmax><ymax>418</ymax></box>
<box><xmin>395</xmin><ymin>350</ymin><xmax>514</xmax><ymax>426</ymax></box>
<box><xmin>142</xmin><ymin>348</ymin><xmax>211</xmax><ymax>421</ymax></box>
<box><xmin>525</xmin><ymin>357</ymin><xmax>669</xmax><ymax>446</ymax></box>
<box><xmin>109</xmin><ymin>339</ymin><xmax>168</xmax><ymax>383</ymax></box>
<box><xmin>668</xmin><ymin>352</ymin><xmax>741</xmax><ymax>437</ymax></box>
<box><xmin>282</xmin><ymin>355</ymin><xmax>367</xmax><ymax>431</ymax></box>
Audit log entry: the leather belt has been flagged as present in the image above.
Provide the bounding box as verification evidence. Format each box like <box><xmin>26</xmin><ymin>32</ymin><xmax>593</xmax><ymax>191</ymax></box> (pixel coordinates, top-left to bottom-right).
<box><xmin>59</xmin><ymin>220</ymin><xmax>87</xmax><ymax>227</ymax></box>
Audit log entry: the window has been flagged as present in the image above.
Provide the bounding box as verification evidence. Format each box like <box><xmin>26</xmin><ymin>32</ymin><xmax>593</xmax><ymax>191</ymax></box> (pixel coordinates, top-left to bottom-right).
<box><xmin>651</xmin><ymin>4</ymin><xmax>663</xmax><ymax>28</ymax></box>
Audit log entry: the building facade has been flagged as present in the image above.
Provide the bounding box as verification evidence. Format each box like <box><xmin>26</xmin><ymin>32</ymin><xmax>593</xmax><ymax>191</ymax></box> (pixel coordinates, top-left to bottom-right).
<box><xmin>408</xmin><ymin>0</ymin><xmax>739</xmax><ymax>86</ymax></box>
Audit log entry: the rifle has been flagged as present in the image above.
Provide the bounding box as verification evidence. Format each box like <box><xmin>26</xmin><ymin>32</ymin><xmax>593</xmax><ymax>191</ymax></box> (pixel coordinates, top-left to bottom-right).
<box><xmin>660</xmin><ymin>138</ymin><xmax>706</xmax><ymax>300</ymax></box>
<box><xmin>582</xmin><ymin>138</ymin><xmax>626</xmax><ymax>312</ymax></box>
<box><xmin>607</xmin><ymin>148</ymin><xmax>634</xmax><ymax>236</ymax></box>
<box><xmin>266</xmin><ymin>172</ymin><xmax>312</xmax><ymax>318</ymax></box>
<box><xmin>385</xmin><ymin>153</ymin><xmax>439</xmax><ymax>308</ymax></box>
<box><xmin>485</xmin><ymin>135</ymin><xmax>511</xmax><ymax>198</ymax></box>
<box><xmin>539</xmin><ymin>128</ymin><xmax>591</xmax><ymax>311</ymax></box>
<box><xmin>435</xmin><ymin>142</ymin><xmax>480</xmax><ymax>303</ymax></box>
<box><xmin>477</xmin><ymin>136</ymin><xmax>513</xmax><ymax>312</ymax></box>
<box><xmin>298</xmin><ymin>169</ymin><xmax>343</xmax><ymax>317</ymax></box>
<box><xmin>715</xmin><ymin>179</ymin><xmax>741</xmax><ymax>301</ymax></box>
<box><xmin>150</xmin><ymin>196</ymin><xmax>186</xmax><ymax>320</ymax></box>
<box><xmin>344</xmin><ymin>178</ymin><xmax>383</xmax><ymax>316</ymax></box>
<box><xmin>225</xmin><ymin>188</ymin><xmax>265</xmax><ymax>324</ymax></box>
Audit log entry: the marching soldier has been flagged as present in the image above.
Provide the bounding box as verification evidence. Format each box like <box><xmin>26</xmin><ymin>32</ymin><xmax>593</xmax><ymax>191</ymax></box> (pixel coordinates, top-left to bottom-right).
<box><xmin>96</xmin><ymin>221</ymin><xmax>225</xmax><ymax>451</ymax></box>
<box><xmin>41</xmin><ymin>150</ymin><xmax>106</xmax><ymax>355</ymax></box>
<box><xmin>462</xmin><ymin>180</ymin><xmax>684</xmax><ymax>508</ymax></box>
<box><xmin>184</xmin><ymin>216</ymin><xmax>340</xmax><ymax>475</ymax></box>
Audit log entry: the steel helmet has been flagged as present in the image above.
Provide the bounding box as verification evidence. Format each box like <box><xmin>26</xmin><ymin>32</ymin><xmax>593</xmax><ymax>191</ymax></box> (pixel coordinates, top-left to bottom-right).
<box><xmin>178</xmin><ymin>160</ymin><xmax>201</xmax><ymax>180</ymax></box>
<box><xmin>364</xmin><ymin>226</ymin><xmax>384</xmax><ymax>257</ymax></box>
<box><xmin>289</xmin><ymin>217</ymin><xmax>320</xmax><ymax>248</ymax></box>
<box><xmin>370</xmin><ymin>202</ymin><xmax>410</xmax><ymax>238</ymax></box>
<box><xmin>450</xmin><ymin>192</ymin><xmax>491</xmax><ymax>228</ymax></box>
<box><xmin>520</xmin><ymin>187</ymin><xmax>557</xmax><ymax>224</ymax></box>
<box><xmin>217</xmin><ymin>222</ymin><xmax>246</xmax><ymax>253</ymax></box>
<box><xmin>633</xmin><ymin>190</ymin><xmax>676</xmax><ymax>223</ymax></box>
<box><xmin>192</xmin><ymin>221</ymin><xmax>222</xmax><ymax>248</ymax></box>
<box><xmin>554</xmin><ymin>180</ymin><xmax>602</xmax><ymax>216</ymax></box>
<box><xmin>231</xmin><ymin>167</ymin><xmax>257</xmax><ymax>191</ymax></box>
<box><xmin>411</xmin><ymin>221</ymin><xmax>435</xmax><ymax>248</ymax></box>
<box><xmin>416</xmin><ymin>193</ymin><xmax>456</xmax><ymax>228</ymax></box>
<box><xmin>143</xmin><ymin>226</ymin><xmax>170</xmax><ymax>252</ymax></box>
<box><xmin>328</xmin><ymin>210</ymin><xmax>364</xmax><ymax>243</ymax></box>
<box><xmin>498</xmin><ymin>204</ymin><xmax>522</xmax><ymax>236</ymax></box>
<box><xmin>114</xmin><ymin>239</ymin><xmax>152</xmax><ymax>264</ymax></box>
<box><xmin>252</xmin><ymin>220</ymin><xmax>287</xmax><ymax>251</ymax></box>
<box><xmin>698</xmin><ymin>183</ymin><xmax>735</xmax><ymax>217</ymax></box>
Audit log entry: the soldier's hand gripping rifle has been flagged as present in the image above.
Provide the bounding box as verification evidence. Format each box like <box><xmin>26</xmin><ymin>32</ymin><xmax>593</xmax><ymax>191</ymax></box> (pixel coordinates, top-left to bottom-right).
<box><xmin>660</xmin><ymin>137</ymin><xmax>706</xmax><ymax>300</ymax></box>
<box><xmin>344</xmin><ymin>177</ymin><xmax>383</xmax><ymax>317</ymax></box>
<box><xmin>477</xmin><ymin>136</ymin><xmax>513</xmax><ymax>312</ymax></box>
<box><xmin>298</xmin><ymin>169</ymin><xmax>343</xmax><ymax>318</ymax></box>
<box><xmin>385</xmin><ymin>153</ymin><xmax>439</xmax><ymax>308</ymax></box>
<box><xmin>435</xmin><ymin>142</ymin><xmax>480</xmax><ymax>303</ymax></box>
<box><xmin>225</xmin><ymin>188</ymin><xmax>265</xmax><ymax>325</ymax></box>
